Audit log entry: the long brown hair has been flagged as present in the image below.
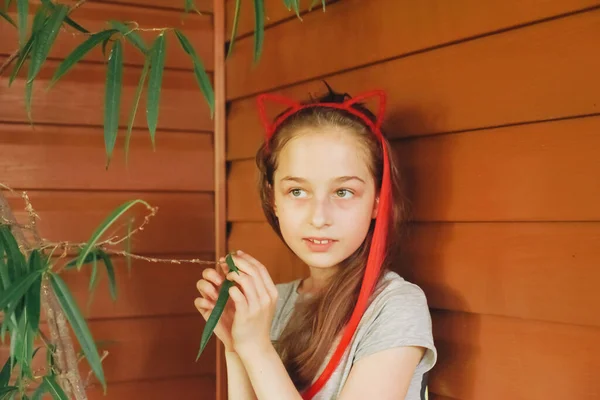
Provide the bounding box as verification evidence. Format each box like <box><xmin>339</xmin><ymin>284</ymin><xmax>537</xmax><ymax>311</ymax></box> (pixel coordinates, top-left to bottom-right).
<box><xmin>255</xmin><ymin>85</ymin><xmax>408</xmax><ymax>391</ymax></box>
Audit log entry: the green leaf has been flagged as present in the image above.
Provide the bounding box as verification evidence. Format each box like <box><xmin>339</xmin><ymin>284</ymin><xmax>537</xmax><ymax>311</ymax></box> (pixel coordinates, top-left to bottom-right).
<box><xmin>309</xmin><ymin>0</ymin><xmax>326</xmax><ymax>12</ymax></box>
<box><xmin>75</xmin><ymin>199</ymin><xmax>151</xmax><ymax>270</ymax></box>
<box><xmin>173</xmin><ymin>29</ymin><xmax>214</xmax><ymax>118</ymax></box>
<box><xmin>291</xmin><ymin>0</ymin><xmax>300</xmax><ymax>18</ymax></box>
<box><xmin>0</xmin><ymin>356</ymin><xmax>12</xmax><ymax>388</ymax></box>
<box><xmin>283</xmin><ymin>0</ymin><xmax>292</xmax><ymax>10</ymax></box>
<box><xmin>43</xmin><ymin>375</ymin><xmax>69</xmax><ymax>400</ymax></box>
<box><xmin>28</xmin><ymin>4</ymin><xmax>69</xmax><ymax>83</ymax></box>
<box><xmin>184</xmin><ymin>0</ymin><xmax>200</xmax><ymax>14</ymax></box>
<box><xmin>86</xmin><ymin>253</ymin><xmax>100</xmax><ymax>310</ymax></box>
<box><xmin>0</xmin><ymin>387</ymin><xmax>18</xmax><ymax>400</ymax></box>
<box><xmin>104</xmin><ymin>39</ymin><xmax>124</xmax><ymax>168</ymax></box>
<box><xmin>196</xmin><ymin>279</ymin><xmax>233</xmax><ymax>361</ymax></box>
<box><xmin>97</xmin><ymin>250</ymin><xmax>117</xmax><ymax>301</ymax></box>
<box><xmin>17</xmin><ymin>313</ymin><xmax>35</xmax><ymax>378</ymax></box>
<box><xmin>16</xmin><ymin>0</ymin><xmax>27</xmax><ymax>49</ymax></box>
<box><xmin>49</xmin><ymin>273</ymin><xmax>106</xmax><ymax>392</ymax></box>
<box><xmin>101</xmin><ymin>37</ymin><xmax>110</xmax><ymax>60</ymax></box>
<box><xmin>146</xmin><ymin>33</ymin><xmax>166</xmax><ymax>146</ymax></box>
<box><xmin>125</xmin><ymin>55</ymin><xmax>150</xmax><ymax>164</ymax></box>
<box><xmin>226</xmin><ymin>0</ymin><xmax>242</xmax><ymax>59</ymax></box>
<box><xmin>0</xmin><ymin>9</ymin><xmax>15</xmax><ymax>27</ymax></box>
<box><xmin>8</xmin><ymin>34</ymin><xmax>34</xmax><ymax>86</ymax></box>
<box><xmin>0</xmin><ymin>225</ymin><xmax>26</xmax><ymax>277</ymax></box>
<box><xmin>109</xmin><ymin>20</ymin><xmax>147</xmax><ymax>54</ymax></box>
<box><xmin>49</xmin><ymin>29</ymin><xmax>118</xmax><ymax>89</ymax></box>
<box><xmin>225</xmin><ymin>252</ymin><xmax>240</xmax><ymax>274</ymax></box>
<box><xmin>39</xmin><ymin>0</ymin><xmax>88</xmax><ymax>33</ymax></box>
<box><xmin>31</xmin><ymin>383</ymin><xmax>47</xmax><ymax>400</ymax></box>
<box><xmin>65</xmin><ymin>250</ymin><xmax>100</xmax><ymax>269</ymax></box>
<box><xmin>253</xmin><ymin>0</ymin><xmax>265</xmax><ymax>63</ymax></box>
<box><xmin>0</xmin><ymin>269</ymin><xmax>42</xmax><ymax>312</ymax></box>
<box><xmin>26</xmin><ymin>251</ymin><xmax>43</xmax><ymax>332</ymax></box>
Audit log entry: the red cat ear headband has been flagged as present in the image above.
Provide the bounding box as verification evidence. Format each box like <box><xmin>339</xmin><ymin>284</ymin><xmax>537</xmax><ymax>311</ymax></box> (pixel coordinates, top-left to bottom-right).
<box><xmin>257</xmin><ymin>90</ymin><xmax>392</xmax><ymax>399</ymax></box>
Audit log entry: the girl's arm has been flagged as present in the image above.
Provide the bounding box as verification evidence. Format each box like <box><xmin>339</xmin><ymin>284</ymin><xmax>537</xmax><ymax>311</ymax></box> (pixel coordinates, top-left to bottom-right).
<box><xmin>225</xmin><ymin>350</ymin><xmax>258</xmax><ymax>400</ymax></box>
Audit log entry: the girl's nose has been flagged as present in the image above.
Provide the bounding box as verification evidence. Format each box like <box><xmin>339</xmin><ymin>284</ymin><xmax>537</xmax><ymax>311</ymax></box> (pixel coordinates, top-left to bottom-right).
<box><xmin>309</xmin><ymin>196</ymin><xmax>333</xmax><ymax>228</ymax></box>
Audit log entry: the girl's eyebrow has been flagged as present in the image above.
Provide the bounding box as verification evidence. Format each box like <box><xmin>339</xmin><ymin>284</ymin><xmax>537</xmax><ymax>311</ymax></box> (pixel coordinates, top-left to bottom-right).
<box><xmin>280</xmin><ymin>176</ymin><xmax>366</xmax><ymax>184</ymax></box>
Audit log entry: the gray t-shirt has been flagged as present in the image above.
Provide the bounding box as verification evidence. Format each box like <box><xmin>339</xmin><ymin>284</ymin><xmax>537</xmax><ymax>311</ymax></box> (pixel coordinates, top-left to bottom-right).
<box><xmin>270</xmin><ymin>270</ymin><xmax>437</xmax><ymax>399</ymax></box>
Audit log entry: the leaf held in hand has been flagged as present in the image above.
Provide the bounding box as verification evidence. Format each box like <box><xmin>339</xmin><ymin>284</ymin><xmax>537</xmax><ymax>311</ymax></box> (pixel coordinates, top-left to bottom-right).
<box><xmin>104</xmin><ymin>39</ymin><xmax>124</xmax><ymax>168</ymax></box>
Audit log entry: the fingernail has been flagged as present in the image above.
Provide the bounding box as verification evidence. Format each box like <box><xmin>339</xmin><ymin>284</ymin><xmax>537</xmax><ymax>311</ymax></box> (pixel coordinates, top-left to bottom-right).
<box><xmin>236</xmin><ymin>250</ymin><xmax>243</xmax><ymax>255</ymax></box>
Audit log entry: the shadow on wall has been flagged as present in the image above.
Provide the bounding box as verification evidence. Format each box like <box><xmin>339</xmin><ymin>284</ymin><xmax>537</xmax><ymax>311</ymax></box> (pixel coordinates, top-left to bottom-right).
<box><xmin>386</xmin><ymin>106</ymin><xmax>479</xmax><ymax>399</ymax></box>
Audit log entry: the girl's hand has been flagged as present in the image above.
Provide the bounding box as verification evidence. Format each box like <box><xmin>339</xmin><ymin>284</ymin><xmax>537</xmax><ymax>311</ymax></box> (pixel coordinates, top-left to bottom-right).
<box><xmin>194</xmin><ymin>259</ymin><xmax>236</xmax><ymax>352</ymax></box>
<box><xmin>225</xmin><ymin>250</ymin><xmax>279</xmax><ymax>356</ymax></box>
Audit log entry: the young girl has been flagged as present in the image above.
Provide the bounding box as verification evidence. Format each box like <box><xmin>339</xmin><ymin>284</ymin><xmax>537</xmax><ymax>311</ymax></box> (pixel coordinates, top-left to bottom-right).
<box><xmin>194</xmin><ymin>85</ymin><xmax>437</xmax><ymax>399</ymax></box>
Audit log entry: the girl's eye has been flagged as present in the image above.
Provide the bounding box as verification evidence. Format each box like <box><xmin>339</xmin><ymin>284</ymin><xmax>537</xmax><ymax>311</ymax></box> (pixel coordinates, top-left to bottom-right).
<box><xmin>290</xmin><ymin>189</ymin><xmax>306</xmax><ymax>198</ymax></box>
<box><xmin>336</xmin><ymin>189</ymin><xmax>354</xmax><ymax>198</ymax></box>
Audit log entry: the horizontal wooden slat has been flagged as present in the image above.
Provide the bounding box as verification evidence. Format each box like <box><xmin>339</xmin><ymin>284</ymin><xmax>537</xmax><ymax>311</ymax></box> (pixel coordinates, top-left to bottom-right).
<box><xmin>0</xmin><ymin>58</ymin><xmax>214</xmax><ymax>132</ymax></box>
<box><xmin>0</xmin><ymin>125</ymin><xmax>214</xmax><ymax>192</ymax></box>
<box><xmin>1</xmin><ymin>2</ymin><xmax>213</xmax><ymax>70</ymax></box>
<box><xmin>227</xmin><ymin>117</ymin><xmax>600</xmax><ymax>222</ymax></box>
<box><xmin>87</xmin><ymin>375</ymin><xmax>216</xmax><ymax>400</ymax></box>
<box><xmin>226</xmin><ymin>0</ymin><xmax>600</xmax><ymax>99</ymax></box>
<box><xmin>60</xmin><ymin>254</ymin><xmax>214</xmax><ymax>320</ymax></box>
<box><xmin>1</xmin><ymin>315</ymin><xmax>216</xmax><ymax>384</ymax></box>
<box><xmin>226</xmin><ymin>9</ymin><xmax>600</xmax><ymax>159</ymax></box>
<box><xmin>89</xmin><ymin>0</ymin><xmax>213</xmax><ymax>13</ymax></box>
<box><xmin>228</xmin><ymin>222</ymin><xmax>308</xmax><ymax>284</ymax></box>
<box><xmin>225</xmin><ymin>0</ymin><xmax>334</xmax><ymax>39</ymax></box>
<box><xmin>401</xmin><ymin>222</ymin><xmax>600</xmax><ymax>327</ymax></box>
<box><xmin>6</xmin><ymin>191</ymin><xmax>215</xmax><ymax>254</ymax></box>
<box><xmin>430</xmin><ymin>311</ymin><xmax>600</xmax><ymax>399</ymax></box>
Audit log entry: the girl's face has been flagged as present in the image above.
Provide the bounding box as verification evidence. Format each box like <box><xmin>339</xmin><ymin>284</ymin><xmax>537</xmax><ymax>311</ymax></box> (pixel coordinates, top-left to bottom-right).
<box><xmin>273</xmin><ymin>127</ymin><xmax>378</xmax><ymax>271</ymax></box>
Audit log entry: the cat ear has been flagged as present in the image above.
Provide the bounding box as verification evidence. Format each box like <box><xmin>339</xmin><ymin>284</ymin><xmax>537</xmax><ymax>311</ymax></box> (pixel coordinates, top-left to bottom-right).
<box><xmin>343</xmin><ymin>90</ymin><xmax>386</xmax><ymax>129</ymax></box>
<box><xmin>256</xmin><ymin>93</ymin><xmax>301</xmax><ymax>138</ymax></box>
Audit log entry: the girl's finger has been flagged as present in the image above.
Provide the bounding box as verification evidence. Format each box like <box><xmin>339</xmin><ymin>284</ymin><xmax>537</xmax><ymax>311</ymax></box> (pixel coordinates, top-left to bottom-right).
<box><xmin>194</xmin><ymin>297</ymin><xmax>214</xmax><ymax>311</ymax></box>
<box><xmin>229</xmin><ymin>285</ymin><xmax>248</xmax><ymax>313</ymax></box>
<box><xmin>196</xmin><ymin>279</ymin><xmax>219</xmax><ymax>301</ymax></box>
<box><xmin>236</xmin><ymin>251</ymin><xmax>275</xmax><ymax>302</ymax></box>
<box><xmin>202</xmin><ymin>267</ymin><xmax>224</xmax><ymax>286</ymax></box>
<box><xmin>227</xmin><ymin>270</ymin><xmax>259</xmax><ymax>310</ymax></box>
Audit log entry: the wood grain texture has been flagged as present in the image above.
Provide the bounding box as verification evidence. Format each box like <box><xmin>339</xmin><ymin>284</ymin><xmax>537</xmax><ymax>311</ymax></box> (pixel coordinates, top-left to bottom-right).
<box><xmin>1</xmin><ymin>315</ymin><xmax>216</xmax><ymax>384</ymax></box>
<box><xmin>6</xmin><ymin>191</ymin><xmax>215</xmax><ymax>254</ymax></box>
<box><xmin>226</xmin><ymin>9</ymin><xmax>600</xmax><ymax>159</ymax></box>
<box><xmin>225</xmin><ymin>0</ymin><xmax>335</xmax><ymax>39</ymax></box>
<box><xmin>225</xmin><ymin>0</ymin><xmax>600</xmax><ymax>99</ymax></box>
<box><xmin>227</xmin><ymin>116</ymin><xmax>600</xmax><ymax>222</ymax></box>
<box><xmin>87</xmin><ymin>375</ymin><xmax>216</xmax><ymax>400</ymax></box>
<box><xmin>88</xmin><ymin>0</ymin><xmax>213</xmax><ymax>13</ymax></box>
<box><xmin>228</xmin><ymin>222</ymin><xmax>309</xmax><ymax>284</ymax></box>
<box><xmin>0</xmin><ymin>58</ymin><xmax>214</xmax><ymax>131</ymax></box>
<box><xmin>430</xmin><ymin>311</ymin><xmax>600</xmax><ymax>399</ymax></box>
<box><xmin>1</xmin><ymin>2</ymin><xmax>213</xmax><ymax>70</ymax></box>
<box><xmin>60</xmin><ymin>254</ymin><xmax>213</xmax><ymax>320</ymax></box>
<box><xmin>401</xmin><ymin>222</ymin><xmax>600</xmax><ymax>327</ymax></box>
<box><xmin>0</xmin><ymin>125</ymin><xmax>213</xmax><ymax>192</ymax></box>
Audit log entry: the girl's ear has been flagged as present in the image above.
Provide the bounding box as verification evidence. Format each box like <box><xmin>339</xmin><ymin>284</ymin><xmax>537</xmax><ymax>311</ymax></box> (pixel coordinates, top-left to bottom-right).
<box><xmin>372</xmin><ymin>196</ymin><xmax>379</xmax><ymax>219</ymax></box>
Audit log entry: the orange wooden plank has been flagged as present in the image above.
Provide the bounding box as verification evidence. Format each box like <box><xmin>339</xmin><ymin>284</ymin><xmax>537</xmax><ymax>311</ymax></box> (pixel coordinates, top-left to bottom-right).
<box><xmin>6</xmin><ymin>190</ymin><xmax>215</xmax><ymax>254</ymax></box>
<box><xmin>227</xmin><ymin>116</ymin><xmax>600</xmax><ymax>222</ymax></box>
<box><xmin>430</xmin><ymin>311</ymin><xmax>600</xmax><ymax>399</ymax></box>
<box><xmin>87</xmin><ymin>376</ymin><xmax>216</xmax><ymax>400</ymax></box>
<box><xmin>0</xmin><ymin>58</ymin><xmax>214</xmax><ymax>132</ymax></box>
<box><xmin>0</xmin><ymin>125</ymin><xmax>213</xmax><ymax>192</ymax></box>
<box><xmin>88</xmin><ymin>0</ymin><xmax>213</xmax><ymax>13</ymax></box>
<box><xmin>225</xmin><ymin>0</ymin><xmax>600</xmax><ymax>99</ymax></box>
<box><xmin>1</xmin><ymin>2</ymin><xmax>213</xmax><ymax>70</ymax></box>
<box><xmin>401</xmin><ymin>222</ymin><xmax>600</xmax><ymax>327</ymax></box>
<box><xmin>60</xmin><ymin>254</ymin><xmax>214</xmax><ymax>320</ymax></box>
<box><xmin>226</xmin><ymin>9</ymin><xmax>600</xmax><ymax>159</ymax></box>
<box><xmin>225</xmin><ymin>0</ymin><xmax>334</xmax><ymax>39</ymax></box>
<box><xmin>228</xmin><ymin>222</ymin><xmax>308</xmax><ymax>284</ymax></box>
<box><xmin>0</xmin><ymin>315</ymin><xmax>216</xmax><ymax>384</ymax></box>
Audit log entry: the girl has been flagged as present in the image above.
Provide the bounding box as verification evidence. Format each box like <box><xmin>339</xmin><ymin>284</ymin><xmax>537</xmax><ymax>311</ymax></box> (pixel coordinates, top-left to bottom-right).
<box><xmin>194</xmin><ymin>85</ymin><xmax>437</xmax><ymax>400</ymax></box>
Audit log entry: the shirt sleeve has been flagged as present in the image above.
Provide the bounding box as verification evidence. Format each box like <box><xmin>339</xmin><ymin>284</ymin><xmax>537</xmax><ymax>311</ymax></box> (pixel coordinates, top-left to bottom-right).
<box><xmin>353</xmin><ymin>282</ymin><xmax>437</xmax><ymax>373</ymax></box>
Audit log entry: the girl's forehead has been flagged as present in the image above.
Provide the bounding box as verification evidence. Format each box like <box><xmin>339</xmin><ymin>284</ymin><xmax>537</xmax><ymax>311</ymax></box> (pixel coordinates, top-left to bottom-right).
<box><xmin>275</xmin><ymin>128</ymin><xmax>372</xmax><ymax>180</ymax></box>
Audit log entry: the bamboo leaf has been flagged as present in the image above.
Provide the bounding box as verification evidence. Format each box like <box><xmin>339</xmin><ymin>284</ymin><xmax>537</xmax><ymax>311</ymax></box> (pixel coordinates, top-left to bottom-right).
<box><xmin>97</xmin><ymin>250</ymin><xmax>117</xmax><ymax>301</ymax></box>
<box><xmin>283</xmin><ymin>0</ymin><xmax>292</xmax><ymax>10</ymax></box>
<box><xmin>253</xmin><ymin>0</ymin><xmax>265</xmax><ymax>63</ymax></box>
<box><xmin>309</xmin><ymin>0</ymin><xmax>326</xmax><ymax>12</ymax></box>
<box><xmin>43</xmin><ymin>375</ymin><xmax>69</xmax><ymax>400</ymax></box>
<box><xmin>104</xmin><ymin>39</ymin><xmax>123</xmax><ymax>168</ymax></box>
<box><xmin>49</xmin><ymin>273</ymin><xmax>106</xmax><ymax>392</ymax></box>
<box><xmin>49</xmin><ymin>29</ymin><xmax>117</xmax><ymax>89</ymax></box>
<box><xmin>0</xmin><ymin>225</ymin><xmax>26</xmax><ymax>277</ymax></box>
<box><xmin>226</xmin><ymin>0</ymin><xmax>242</xmax><ymax>59</ymax></box>
<box><xmin>0</xmin><ymin>269</ymin><xmax>41</xmax><ymax>312</ymax></box>
<box><xmin>75</xmin><ymin>199</ymin><xmax>151</xmax><ymax>270</ymax></box>
<box><xmin>31</xmin><ymin>382</ymin><xmax>47</xmax><ymax>400</ymax></box>
<box><xmin>0</xmin><ymin>9</ymin><xmax>15</xmax><ymax>27</ymax></box>
<box><xmin>18</xmin><ymin>313</ymin><xmax>35</xmax><ymax>378</ymax></box>
<box><xmin>291</xmin><ymin>0</ymin><xmax>300</xmax><ymax>18</ymax></box>
<box><xmin>26</xmin><ymin>251</ymin><xmax>43</xmax><ymax>333</ymax></box>
<box><xmin>0</xmin><ymin>387</ymin><xmax>18</xmax><ymax>399</ymax></box>
<box><xmin>28</xmin><ymin>4</ymin><xmax>69</xmax><ymax>83</ymax></box>
<box><xmin>39</xmin><ymin>0</ymin><xmax>88</xmax><ymax>33</ymax></box>
<box><xmin>101</xmin><ymin>37</ymin><xmax>110</xmax><ymax>60</ymax></box>
<box><xmin>16</xmin><ymin>0</ymin><xmax>27</xmax><ymax>49</ymax></box>
<box><xmin>184</xmin><ymin>0</ymin><xmax>200</xmax><ymax>14</ymax></box>
<box><xmin>125</xmin><ymin>55</ymin><xmax>150</xmax><ymax>164</ymax></box>
<box><xmin>8</xmin><ymin>33</ymin><xmax>34</xmax><ymax>86</ymax></box>
<box><xmin>109</xmin><ymin>20</ymin><xmax>147</xmax><ymax>54</ymax></box>
<box><xmin>196</xmin><ymin>253</ymin><xmax>239</xmax><ymax>360</ymax></box>
<box><xmin>86</xmin><ymin>253</ymin><xmax>101</xmax><ymax>310</ymax></box>
<box><xmin>146</xmin><ymin>33</ymin><xmax>166</xmax><ymax>146</ymax></box>
<box><xmin>0</xmin><ymin>357</ymin><xmax>11</xmax><ymax>388</ymax></box>
<box><xmin>65</xmin><ymin>250</ymin><xmax>100</xmax><ymax>269</ymax></box>
<box><xmin>173</xmin><ymin>29</ymin><xmax>214</xmax><ymax>117</ymax></box>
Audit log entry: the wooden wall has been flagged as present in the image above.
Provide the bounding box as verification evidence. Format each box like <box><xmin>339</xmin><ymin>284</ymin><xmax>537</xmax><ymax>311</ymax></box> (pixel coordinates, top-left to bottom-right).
<box><xmin>1</xmin><ymin>1</ymin><xmax>217</xmax><ymax>398</ymax></box>
<box><xmin>223</xmin><ymin>0</ymin><xmax>600</xmax><ymax>399</ymax></box>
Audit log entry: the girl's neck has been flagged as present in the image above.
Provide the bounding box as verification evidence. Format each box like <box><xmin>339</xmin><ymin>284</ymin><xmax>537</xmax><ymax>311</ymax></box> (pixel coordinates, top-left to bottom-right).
<box><xmin>298</xmin><ymin>266</ymin><xmax>339</xmax><ymax>295</ymax></box>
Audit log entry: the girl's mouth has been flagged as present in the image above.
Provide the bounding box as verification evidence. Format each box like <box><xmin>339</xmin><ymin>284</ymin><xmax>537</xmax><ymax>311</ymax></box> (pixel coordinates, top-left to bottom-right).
<box><xmin>303</xmin><ymin>238</ymin><xmax>336</xmax><ymax>252</ymax></box>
